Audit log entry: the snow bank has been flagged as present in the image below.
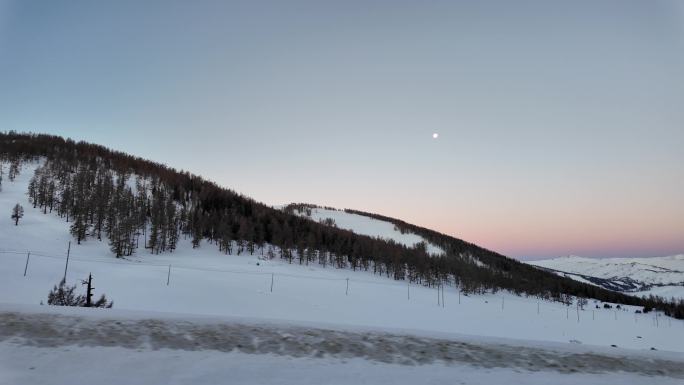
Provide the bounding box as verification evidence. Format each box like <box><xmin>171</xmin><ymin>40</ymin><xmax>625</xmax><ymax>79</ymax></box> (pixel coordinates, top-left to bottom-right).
<box><xmin>2</xmin><ymin>305</ymin><xmax>683</xmax><ymax>384</ymax></box>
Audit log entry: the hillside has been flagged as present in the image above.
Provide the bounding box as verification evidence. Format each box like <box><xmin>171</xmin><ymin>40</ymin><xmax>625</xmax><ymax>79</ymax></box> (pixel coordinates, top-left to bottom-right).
<box><xmin>528</xmin><ymin>256</ymin><xmax>684</xmax><ymax>300</ymax></box>
<box><xmin>3</xmin><ymin>132</ymin><xmax>684</xmax><ymax>384</ymax></box>
<box><xmin>1</xmin><ymin>166</ymin><xmax>683</xmax><ymax>354</ymax></box>
<box><xmin>1</xmin><ymin>132</ymin><xmax>683</xmax><ymax>320</ymax></box>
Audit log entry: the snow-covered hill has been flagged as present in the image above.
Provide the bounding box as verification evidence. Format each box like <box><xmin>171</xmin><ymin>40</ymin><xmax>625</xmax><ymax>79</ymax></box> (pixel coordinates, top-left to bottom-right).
<box><xmin>289</xmin><ymin>206</ymin><xmax>445</xmax><ymax>256</ymax></box>
<box><xmin>1</xmin><ymin>161</ymin><xmax>682</xmax><ymax>351</ymax></box>
<box><xmin>2</xmin><ymin>161</ymin><xmax>684</xmax><ymax>384</ymax></box>
<box><xmin>528</xmin><ymin>255</ymin><xmax>684</xmax><ymax>300</ymax></box>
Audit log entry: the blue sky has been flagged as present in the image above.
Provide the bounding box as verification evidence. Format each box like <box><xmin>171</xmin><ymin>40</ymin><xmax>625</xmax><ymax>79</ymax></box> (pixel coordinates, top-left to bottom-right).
<box><xmin>1</xmin><ymin>0</ymin><xmax>683</xmax><ymax>259</ymax></box>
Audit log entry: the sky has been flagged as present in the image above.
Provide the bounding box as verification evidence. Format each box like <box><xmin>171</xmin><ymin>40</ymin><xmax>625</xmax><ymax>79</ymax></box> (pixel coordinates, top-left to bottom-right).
<box><xmin>0</xmin><ymin>0</ymin><xmax>682</xmax><ymax>260</ymax></box>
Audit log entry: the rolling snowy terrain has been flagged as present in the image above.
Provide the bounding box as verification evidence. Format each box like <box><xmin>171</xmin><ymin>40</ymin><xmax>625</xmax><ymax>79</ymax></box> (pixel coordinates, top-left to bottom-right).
<box><xmin>1</xmin><ymin>162</ymin><xmax>683</xmax><ymax>384</ymax></box>
<box><xmin>529</xmin><ymin>256</ymin><xmax>684</xmax><ymax>300</ymax></box>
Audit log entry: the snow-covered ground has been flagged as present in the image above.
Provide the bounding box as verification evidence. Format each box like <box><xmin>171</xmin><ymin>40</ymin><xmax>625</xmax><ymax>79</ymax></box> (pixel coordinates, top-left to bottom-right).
<box><xmin>2</xmin><ymin>304</ymin><xmax>683</xmax><ymax>385</ymax></box>
<box><xmin>4</xmin><ymin>347</ymin><xmax>678</xmax><ymax>385</ymax></box>
<box><xmin>528</xmin><ymin>255</ymin><xmax>684</xmax><ymax>300</ymax></box>
<box><xmin>2</xmin><ymin>162</ymin><xmax>684</xmax><ymax>384</ymax></box>
<box><xmin>291</xmin><ymin>206</ymin><xmax>445</xmax><ymax>256</ymax></box>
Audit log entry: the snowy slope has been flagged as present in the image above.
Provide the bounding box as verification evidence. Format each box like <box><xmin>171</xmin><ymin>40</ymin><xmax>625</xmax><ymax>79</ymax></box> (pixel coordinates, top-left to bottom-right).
<box><xmin>1</xmin><ymin>161</ymin><xmax>683</xmax><ymax>354</ymax></box>
<box><xmin>291</xmin><ymin>206</ymin><xmax>445</xmax><ymax>256</ymax></box>
<box><xmin>528</xmin><ymin>255</ymin><xmax>684</xmax><ymax>299</ymax></box>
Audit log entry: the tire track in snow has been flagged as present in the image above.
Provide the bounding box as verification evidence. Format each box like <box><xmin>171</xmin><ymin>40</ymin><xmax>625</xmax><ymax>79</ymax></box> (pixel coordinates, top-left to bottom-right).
<box><xmin>1</xmin><ymin>311</ymin><xmax>682</xmax><ymax>378</ymax></box>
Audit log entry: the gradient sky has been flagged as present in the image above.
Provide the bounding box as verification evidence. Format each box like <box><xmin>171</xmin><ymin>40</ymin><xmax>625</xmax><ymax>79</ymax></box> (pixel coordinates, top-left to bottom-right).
<box><xmin>1</xmin><ymin>0</ymin><xmax>683</xmax><ymax>260</ymax></box>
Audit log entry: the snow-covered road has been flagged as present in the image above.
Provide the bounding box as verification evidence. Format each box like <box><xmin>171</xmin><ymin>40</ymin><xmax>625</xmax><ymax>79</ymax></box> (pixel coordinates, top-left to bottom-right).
<box><xmin>1</xmin><ymin>308</ymin><xmax>683</xmax><ymax>379</ymax></box>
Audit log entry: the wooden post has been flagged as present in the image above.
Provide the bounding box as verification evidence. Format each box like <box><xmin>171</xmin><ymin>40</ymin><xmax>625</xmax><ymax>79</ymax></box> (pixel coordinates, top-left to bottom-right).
<box><xmin>458</xmin><ymin>289</ymin><xmax>461</xmax><ymax>304</ymax></box>
<box><xmin>270</xmin><ymin>273</ymin><xmax>274</xmax><ymax>292</ymax></box>
<box><xmin>576</xmin><ymin>303</ymin><xmax>580</xmax><ymax>323</ymax></box>
<box><xmin>501</xmin><ymin>296</ymin><xmax>504</xmax><ymax>311</ymax></box>
<box><xmin>441</xmin><ymin>284</ymin><xmax>445</xmax><ymax>308</ymax></box>
<box><xmin>63</xmin><ymin>241</ymin><xmax>71</xmax><ymax>281</ymax></box>
<box><xmin>537</xmin><ymin>301</ymin><xmax>540</xmax><ymax>315</ymax></box>
<box><xmin>166</xmin><ymin>264</ymin><xmax>171</xmax><ymax>286</ymax></box>
<box><xmin>407</xmin><ymin>281</ymin><xmax>410</xmax><ymax>300</ymax></box>
<box><xmin>593</xmin><ymin>310</ymin><xmax>595</xmax><ymax>320</ymax></box>
<box><xmin>85</xmin><ymin>273</ymin><xmax>93</xmax><ymax>307</ymax></box>
<box><xmin>23</xmin><ymin>252</ymin><xmax>30</xmax><ymax>277</ymax></box>
<box><xmin>437</xmin><ymin>284</ymin><xmax>440</xmax><ymax>306</ymax></box>
<box><xmin>345</xmin><ymin>278</ymin><xmax>349</xmax><ymax>296</ymax></box>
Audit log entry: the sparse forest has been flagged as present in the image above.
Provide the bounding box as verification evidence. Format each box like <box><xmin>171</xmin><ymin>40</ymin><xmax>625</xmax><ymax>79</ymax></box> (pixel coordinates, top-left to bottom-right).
<box><xmin>1</xmin><ymin>131</ymin><xmax>682</xmax><ymax>319</ymax></box>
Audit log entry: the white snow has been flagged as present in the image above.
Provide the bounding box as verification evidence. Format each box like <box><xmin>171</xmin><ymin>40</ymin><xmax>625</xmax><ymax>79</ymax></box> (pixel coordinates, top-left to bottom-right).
<box><xmin>292</xmin><ymin>206</ymin><xmax>445</xmax><ymax>256</ymax></box>
<box><xmin>2</xmin><ymin>304</ymin><xmax>684</xmax><ymax>384</ymax></box>
<box><xmin>528</xmin><ymin>255</ymin><xmax>684</xmax><ymax>299</ymax></box>
<box><xmin>5</xmin><ymin>342</ymin><xmax>681</xmax><ymax>385</ymax></box>
<box><xmin>1</xmin><ymin>163</ymin><xmax>683</xmax><ymax>355</ymax></box>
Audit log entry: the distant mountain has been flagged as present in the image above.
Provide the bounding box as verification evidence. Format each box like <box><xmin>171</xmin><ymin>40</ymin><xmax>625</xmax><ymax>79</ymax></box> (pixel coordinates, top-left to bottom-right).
<box><xmin>528</xmin><ymin>255</ymin><xmax>684</xmax><ymax>300</ymax></box>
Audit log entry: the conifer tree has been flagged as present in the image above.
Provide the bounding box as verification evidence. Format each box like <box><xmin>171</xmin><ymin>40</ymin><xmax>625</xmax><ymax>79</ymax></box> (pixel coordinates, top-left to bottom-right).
<box><xmin>11</xmin><ymin>203</ymin><xmax>24</xmax><ymax>225</ymax></box>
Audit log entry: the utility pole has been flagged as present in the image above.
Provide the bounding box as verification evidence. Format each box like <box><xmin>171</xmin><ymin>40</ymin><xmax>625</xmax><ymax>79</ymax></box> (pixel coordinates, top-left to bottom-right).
<box><xmin>166</xmin><ymin>264</ymin><xmax>171</xmax><ymax>286</ymax></box>
<box><xmin>23</xmin><ymin>252</ymin><xmax>30</xmax><ymax>277</ymax></box>
<box><xmin>63</xmin><ymin>241</ymin><xmax>71</xmax><ymax>281</ymax></box>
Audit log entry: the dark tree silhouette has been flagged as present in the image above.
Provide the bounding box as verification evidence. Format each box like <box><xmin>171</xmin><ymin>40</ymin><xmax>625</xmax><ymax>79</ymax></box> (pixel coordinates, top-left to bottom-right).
<box><xmin>11</xmin><ymin>203</ymin><xmax>23</xmax><ymax>225</ymax></box>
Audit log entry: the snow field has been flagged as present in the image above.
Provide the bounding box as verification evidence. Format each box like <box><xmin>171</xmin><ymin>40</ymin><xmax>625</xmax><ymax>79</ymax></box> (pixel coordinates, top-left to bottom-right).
<box><xmin>294</xmin><ymin>207</ymin><xmax>446</xmax><ymax>256</ymax></box>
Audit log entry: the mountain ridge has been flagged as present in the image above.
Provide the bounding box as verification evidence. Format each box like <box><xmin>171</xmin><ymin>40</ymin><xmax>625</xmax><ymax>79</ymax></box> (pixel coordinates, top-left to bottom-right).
<box><xmin>528</xmin><ymin>255</ymin><xmax>684</xmax><ymax>300</ymax></box>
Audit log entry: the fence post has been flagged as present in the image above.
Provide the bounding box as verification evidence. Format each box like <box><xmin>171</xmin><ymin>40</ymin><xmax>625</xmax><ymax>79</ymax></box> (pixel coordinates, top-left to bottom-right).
<box><xmin>407</xmin><ymin>281</ymin><xmax>410</xmax><ymax>300</ymax></box>
<box><xmin>63</xmin><ymin>241</ymin><xmax>71</xmax><ymax>281</ymax></box>
<box><xmin>346</xmin><ymin>278</ymin><xmax>349</xmax><ymax>296</ymax></box>
<box><xmin>23</xmin><ymin>252</ymin><xmax>30</xmax><ymax>277</ymax></box>
<box><xmin>167</xmin><ymin>264</ymin><xmax>171</xmax><ymax>286</ymax></box>
<box><xmin>441</xmin><ymin>284</ymin><xmax>445</xmax><ymax>308</ymax></box>
<box><xmin>271</xmin><ymin>273</ymin><xmax>274</xmax><ymax>292</ymax></box>
<box><xmin>537</xmin><ymin>301</ymin><xmax>540</xmax><ymax>315</ymax></box>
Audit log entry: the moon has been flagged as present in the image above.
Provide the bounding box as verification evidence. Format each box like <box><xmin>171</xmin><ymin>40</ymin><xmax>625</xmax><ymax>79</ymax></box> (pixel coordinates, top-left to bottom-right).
<box><xmin>432</xmin><ymin>133</ymin><xmax>439</xmax><ymax>139</ymax></box>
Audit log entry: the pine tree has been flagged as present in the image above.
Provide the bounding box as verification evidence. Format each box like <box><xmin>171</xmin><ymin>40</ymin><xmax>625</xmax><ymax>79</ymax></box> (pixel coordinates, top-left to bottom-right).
<box><xmin>11</xmin><ymin>203</ymin><xmax>23</xmax><ymax>225</ymax></box>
